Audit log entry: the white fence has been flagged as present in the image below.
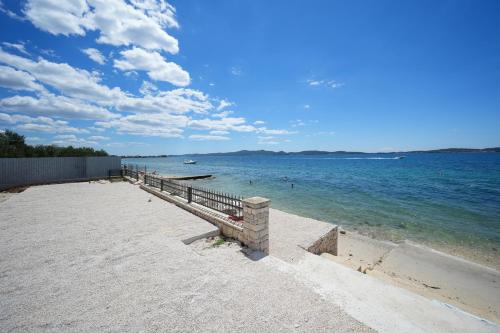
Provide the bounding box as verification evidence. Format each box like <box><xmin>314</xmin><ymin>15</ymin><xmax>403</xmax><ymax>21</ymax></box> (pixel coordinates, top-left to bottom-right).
<box><xmin>0</xmin><ymin>156</ymin><xmax>121</xmax><ymax>190</ymax></box>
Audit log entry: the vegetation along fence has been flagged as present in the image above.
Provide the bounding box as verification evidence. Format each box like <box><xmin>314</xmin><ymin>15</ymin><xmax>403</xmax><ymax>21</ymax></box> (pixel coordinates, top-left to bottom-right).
<box><xmin>122</xmin><ymin>165</ymin><xmax>243</xmax><ymax>220</ymax></box>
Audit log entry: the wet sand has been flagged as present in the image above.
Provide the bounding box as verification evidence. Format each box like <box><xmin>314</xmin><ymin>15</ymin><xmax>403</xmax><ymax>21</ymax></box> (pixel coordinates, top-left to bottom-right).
<box><xmin>323</xmin><ymin>230</ymin><xmax>500</xmax><ymax>324</ymax></box>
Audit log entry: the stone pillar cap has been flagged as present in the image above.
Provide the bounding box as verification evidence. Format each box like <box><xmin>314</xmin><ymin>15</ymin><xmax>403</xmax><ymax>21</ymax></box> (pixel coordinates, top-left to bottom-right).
<box><xmin>243</xmin><ymin>196</ymin><xmax>270</xmax><ymax>208</ymax></box>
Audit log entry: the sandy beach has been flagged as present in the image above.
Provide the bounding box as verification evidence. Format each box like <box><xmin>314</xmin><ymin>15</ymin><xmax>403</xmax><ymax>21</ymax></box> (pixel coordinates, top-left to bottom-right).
<box><xmin>323</xmin><ymin>228</ymin><xmax>500</xmax><ymax>323</ymax></box>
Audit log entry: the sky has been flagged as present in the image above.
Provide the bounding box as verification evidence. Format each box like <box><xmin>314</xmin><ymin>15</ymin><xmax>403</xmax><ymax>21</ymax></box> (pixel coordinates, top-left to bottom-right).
<box><xmin>0</xmin><ymin>0</ymin><xmax>499</xmax><ymax>155</ymax></box>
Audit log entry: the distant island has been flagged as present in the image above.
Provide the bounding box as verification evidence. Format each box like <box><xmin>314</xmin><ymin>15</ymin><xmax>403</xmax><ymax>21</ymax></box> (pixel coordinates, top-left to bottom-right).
<box><xmin>162</xmin><ymin>147</ymin><xmax>500</xmax><ymax>157</ymax></box>
<box><xmin>121</xmin><ymin>154</ymin><xmax>168</xmax><ymax>158</ymax></box>
<box><xmin>121</xmin><ymin>147</ymin><xmax>500</xmax><ymax>158</ymax></box>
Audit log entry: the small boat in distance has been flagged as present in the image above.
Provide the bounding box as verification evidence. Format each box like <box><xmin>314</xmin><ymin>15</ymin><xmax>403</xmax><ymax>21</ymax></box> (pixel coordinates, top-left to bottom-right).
<box><xmin>395</xmin><ymin>156</ymin><xmax>405</xmax><ymax>159</ymax></box>
<box><xmin>184</xmin><ymin>160</ymin><xmax>197</xmax><ymax>164</ymax></box>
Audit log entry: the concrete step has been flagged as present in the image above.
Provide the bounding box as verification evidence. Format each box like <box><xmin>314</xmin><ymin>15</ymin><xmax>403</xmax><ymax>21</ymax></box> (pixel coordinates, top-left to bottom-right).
<box><xmin>286</xmin><ymin>251</ymin><xmax>499</xmax><ymax>333</ymax></box>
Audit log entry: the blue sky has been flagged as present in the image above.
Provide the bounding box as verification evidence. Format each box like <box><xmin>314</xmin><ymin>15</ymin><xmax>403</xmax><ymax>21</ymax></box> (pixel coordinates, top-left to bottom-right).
<box><xmin>0</xmin><ymin>0</ymin><xmax>499</xmax><ymax>155</ymax></box>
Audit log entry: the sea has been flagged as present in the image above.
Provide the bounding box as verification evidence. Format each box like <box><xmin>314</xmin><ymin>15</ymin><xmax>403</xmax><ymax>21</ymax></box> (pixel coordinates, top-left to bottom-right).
<box><xmin>123</xmin><ymin>153</ymin><xmax>500</xmax><ymax>268</ymax></box>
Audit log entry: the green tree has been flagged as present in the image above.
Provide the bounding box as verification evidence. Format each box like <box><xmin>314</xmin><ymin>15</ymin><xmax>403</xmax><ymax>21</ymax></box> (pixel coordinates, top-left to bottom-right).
<box><xmin>0</xmin><ymin>129</ymin><xmax>110</xmax><ymax>157</ymax></box>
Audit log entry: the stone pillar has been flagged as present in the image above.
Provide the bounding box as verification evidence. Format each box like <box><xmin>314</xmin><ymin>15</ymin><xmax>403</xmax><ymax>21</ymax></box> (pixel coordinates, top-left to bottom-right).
<box><xmin>242</xmin><ymin>197</ymin><xmax>270</xmax><ymax>254</ymax></box>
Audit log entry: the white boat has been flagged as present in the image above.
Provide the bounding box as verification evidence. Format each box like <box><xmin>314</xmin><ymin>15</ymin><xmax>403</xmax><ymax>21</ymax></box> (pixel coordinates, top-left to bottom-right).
<box><xmin>184</xmin><ymin>160</ymin><xmax>197</xmax><ymax>164</ymax></box>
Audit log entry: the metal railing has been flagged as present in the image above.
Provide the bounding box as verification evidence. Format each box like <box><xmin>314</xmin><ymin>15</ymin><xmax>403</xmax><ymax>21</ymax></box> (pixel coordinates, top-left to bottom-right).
<box><xmin>123</xmin><ymin>167</ymin><xmax>139</xmax><ymax>181</ymax></box>
<box><xmin>123</xmin><ymin>166</ymin><xmax>243</xmax><ymax>220</ymax></box>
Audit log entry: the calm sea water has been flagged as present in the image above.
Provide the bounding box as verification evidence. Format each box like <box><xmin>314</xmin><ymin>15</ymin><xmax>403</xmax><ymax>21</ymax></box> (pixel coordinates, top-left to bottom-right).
<box><xmin>124</xmin><ymin>153</ymin><xmax>500</xmax><ymax>267</ymax></box>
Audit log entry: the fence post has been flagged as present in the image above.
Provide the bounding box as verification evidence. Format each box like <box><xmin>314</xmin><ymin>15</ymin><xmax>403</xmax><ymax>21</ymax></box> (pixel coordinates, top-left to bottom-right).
<box><xmin>188</xmin><ymin>187</ymin><xmax>192</xmax><ymax>203</ymax></box>
<box><xmin>242</xmin><ymin>197</ymin><xmax>270</xmax><ymax>254</ymax></box>
<box><xmin>136</xmin><ymin>170</ymin><xmax>139</xmax><ymax>181</ymax></box>
<box><xmin>161</xmin><ymin>179</ymin><xmax>164</xmax><ymax>191</ymax></box>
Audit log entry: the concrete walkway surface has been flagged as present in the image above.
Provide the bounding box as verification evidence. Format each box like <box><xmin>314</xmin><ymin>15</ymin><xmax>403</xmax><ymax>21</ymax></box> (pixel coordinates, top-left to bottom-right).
<box><xmin>0</xmin><ymin>182</ymin><xmax>370</xmax><ymax>332</ymax></box>
<box><xmin>0</xmin><ymin>181</ymin><xmax>498</xmax><ymax>333</ymax></box>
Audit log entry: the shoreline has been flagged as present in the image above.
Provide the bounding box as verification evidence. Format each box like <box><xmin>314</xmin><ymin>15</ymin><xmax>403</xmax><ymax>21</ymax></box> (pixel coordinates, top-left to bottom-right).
<box><xmin>292</xmin><ymin>214</ymin><xmax>500</xmax><ymax>323</ymax></box>
<box><xmin>338</xmin><ymin>222</ymin><xmax>500</xmax><ymax>271</ymax></box>
<box><xmin>265</xmin><ymin>201</ymin><xmax>500</xmax><ymax>271</ymax></box>
<box><xmin>269</xmin><ymin>207</ymin><xmax>500</xmax><ymax>325</ymax></box>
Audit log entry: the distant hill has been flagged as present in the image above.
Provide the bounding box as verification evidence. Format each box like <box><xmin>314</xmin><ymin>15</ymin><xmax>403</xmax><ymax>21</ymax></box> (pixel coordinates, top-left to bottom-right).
<box><xmin>177</xmin><ymin>149</ymin><xmax>366</xmax><ymax>157</ymax></box>
<box><xmin>121</xmin><ymin>148</ymin><xmax>500</xmax><ymax>158</ymax></box>
<box><xmin>166</xmin><ymin>147</ymin><xmax>499</xmax><ymax>157</ymax></box>
<box><xmin>121</xmin><ymin>155</ymin><xmax>167</xmax><ymax>158</ymax></box>
<box><xmin>409</xmin><ymin>148</ymin><xmax>500</xmax><ymax>153</ymax></box>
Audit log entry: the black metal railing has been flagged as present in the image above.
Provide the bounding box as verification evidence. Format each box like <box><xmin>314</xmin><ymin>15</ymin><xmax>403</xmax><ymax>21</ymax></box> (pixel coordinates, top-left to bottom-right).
<box><xmin>123</xmin><ymin>165</ymin><xmax>243</xmax><ymax>220</ymax></box>
<box><xmin>123</xmin><ymin>167</ymin><xmax>139</xmax><ymax>181</ymax></box>
<box><xmin>190</xmin><ymin>186</ymin><xmax>243</xmax><ymax>218</ymax></box>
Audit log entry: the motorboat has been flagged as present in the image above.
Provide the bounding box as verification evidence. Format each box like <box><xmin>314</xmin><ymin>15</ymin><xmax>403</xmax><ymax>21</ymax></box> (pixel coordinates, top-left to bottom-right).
<box><xmin>184</xmin><ymin>160</ymin><xmax>197</xmax><ymax>164</ymax></box>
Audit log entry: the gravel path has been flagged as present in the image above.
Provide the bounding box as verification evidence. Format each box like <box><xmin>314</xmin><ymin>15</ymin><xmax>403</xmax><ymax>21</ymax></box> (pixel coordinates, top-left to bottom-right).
<box><xmin>0</xmin><ymin>182</ymin><xmax>371</xmax><ymax>332</ymax></box>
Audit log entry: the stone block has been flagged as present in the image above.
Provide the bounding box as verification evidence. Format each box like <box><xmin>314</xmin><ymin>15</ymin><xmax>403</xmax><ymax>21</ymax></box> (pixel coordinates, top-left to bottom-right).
<box><xmin>242</xmin><ymin>197</ymin><xmax>271</xmax><ymax>209</ymax></box>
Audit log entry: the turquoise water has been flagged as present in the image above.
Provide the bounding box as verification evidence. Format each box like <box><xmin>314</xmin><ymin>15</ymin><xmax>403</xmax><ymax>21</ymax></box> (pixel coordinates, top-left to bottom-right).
<box><xmin>124</xmin><ymin>153</ymin><xmax>500</xmax><ymax>266</ymax></box>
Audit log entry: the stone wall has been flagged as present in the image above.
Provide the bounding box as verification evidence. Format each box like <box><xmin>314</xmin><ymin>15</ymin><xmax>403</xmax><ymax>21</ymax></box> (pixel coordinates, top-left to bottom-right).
<box><xmin>307</xmin><ymin>226</ymin><xmax>338</xmax><ymax>256</ymax></box>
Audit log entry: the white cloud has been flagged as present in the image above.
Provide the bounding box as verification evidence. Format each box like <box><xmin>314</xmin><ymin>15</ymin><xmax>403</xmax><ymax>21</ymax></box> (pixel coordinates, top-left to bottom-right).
<box><xmin>40</xmin><ymin>48</ymin><xmax>57</xmax><ymax>58</ymax></box>
<box><xmin>329</xmin><ymin>81</ymin><xmax>344</xmax><ymax>88</ymax></box>
<box><xmin>0</xmin><ymin>65</ymin><xmax>45</xmax><ymax>92</ymax></box>
<box><xmin>189</xmin><ymin>134</ymin><xmax>229</xmax><ymax>141</ymax></box>
<box><xmin>257</xmin><ymin>135</ymin><xmax>292</xmax><ymax>145</ymax></box>
<box><xmin>188</xmin><ymin>116</ymin><xmax>253</xmax><ymax>132</ymax></box>
<box><xmin>96</xmin><ymin>113</ymin><xmax>187</xmax><ymax>138</ymax></box>
<box><xmin>0</xmin><ymin>93</ymin><xmax>117</xmax><ymax>120</ymax></box>
<box><xmin>290</xmin><ymin>119</ymin><xmax>305</xmax><ymax>128</ymax></box>
<box><xmin>52</xmin><ymin>134</ymin><xmax>97</xmax><ymax>146</ymax></box>
<box><xmin>231</xmin><ymin>66</ymin><xmax>242</xmax><ymax>76</ymax></box>
<box><xmin>82</xmin><ymin>48</ymin><xmax>106</xmax><ymax>64</ymax></box>
<box><xmin>209</xmin><ymin>130</ymin><xmax>229</xmax><ymax>135</ymax></box>
<box><xmin>307</xmin><ymin>79</ymin><xmax>344</xmax><ymax>89</ymax></box>
<box><xmin>88</xmin><ymin>135</ymin><xmax>109</xmax><ymax>140</ymax></box>
<box><xmin>0</xmin><ymin>48</ymin><xmax>127</xmax><ymax>104</ymax></box>
<box><xmin>53</xmin><ymin>134</ymin><xmax>79</xmax><ymax>140</ymax></box>
<box><xmin>88</xmin><ymin>126</ymin><xmax>105</xmax><ymax>132</ymax></box>
<box><xmin>216</xmin><ymin>99</ymin><xmax>232</xmax><ymax>111</ymax></box>
<box><xmin>26</xmin><ymin>136</ymin><xmax>42</xmax><ymax>143</ymax></box>
<box><xmin>0</xmin><ymin>112</ymin><xmax>89</xmax><ymax>134</ymax></box>
<box><xmin>114</xmin><ymin>47</ymin><xmax>189</xmax><ymax>86</ymax></box>
<box><xmin>304</xmin><ymin>104</ymin><xmax>310</xmax><ymax>110</ymax></box>
<box><xmin>188</xmin><ymin>117</ymin><xmax>295</xmax><ymax>137</ymax></box>
<box><xmin>0</xmin><ymin>49</ymin><xmax>257</xmax><ymax>139</ymax></box>
<box><xmin>139</xmin><ymin>80</ymin><xmax>158</xmax><ymax>95</ymax></box>
<box><xmin>2</xmin><ymin>42</ymin><xmax>29</xmax><ymax>55</ymax></box>
<box><xmin>0</xmin><ymin>32</ymin><xmax>278</xmax><ymax>143</ymax></box>
<box><xmin>118</xmin><ymin>88</ymin><xmax>212</xmax><ymax>114</ymax></box>
<box><xmin>257</xmin><ymin>136</ymin><xmax>279</xmax><ymax>145</ymax></box>
<box><xmin>256</xmin><ymin>127</ymin><xmax>296</xmax><ymax>135</ymax></box>
<box><xmin>253</xmin><ymin>120</ymin><xmax>265</xmax><ymax>125</ymax></box>
<box><xmin>24</xmin><ymin>0</ymin><xmax>179</xmax><ymax>53</ymax></box>
<box><xmin>24</xmin><ymin>0</ymin><xmax>90</xmax><ymax>36</ymax></box>
<box><xmin>0</xmin><ymin>2</ymin><xmax>26</xmax><ymax>21</ymax></box>
<box><xmin>0</xmin><ymin>113</ymin><xmax>32</xmax><ymax>124</ymax></box>
<box><xmin>211</xmin><ymin>110</ymin><xmax>233</xmax><ymax>118</ymax></box>
<box><xmin>313</xmin><ymin>131</ymin><xmax>335</xmax><ymax>136</ymax></box>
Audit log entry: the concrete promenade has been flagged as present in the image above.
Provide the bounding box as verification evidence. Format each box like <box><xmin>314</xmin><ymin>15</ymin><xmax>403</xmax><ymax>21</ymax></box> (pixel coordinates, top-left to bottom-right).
<box><xmin>0</xmin><ymin>181</ymin><xmax>497</xmax><ymax>332</ymax></box>
<box><xmin>0</xmin><ymin>182</ymin><xmax>370</xmax><ymax>332</ymax></box>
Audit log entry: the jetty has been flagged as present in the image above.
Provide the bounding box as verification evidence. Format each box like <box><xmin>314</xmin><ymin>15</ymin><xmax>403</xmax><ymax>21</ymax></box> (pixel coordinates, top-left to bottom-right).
<box><xmin>164</xmin><ymin>174</ymin><xmax>213</xmax><ymax>181</ymax></box>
